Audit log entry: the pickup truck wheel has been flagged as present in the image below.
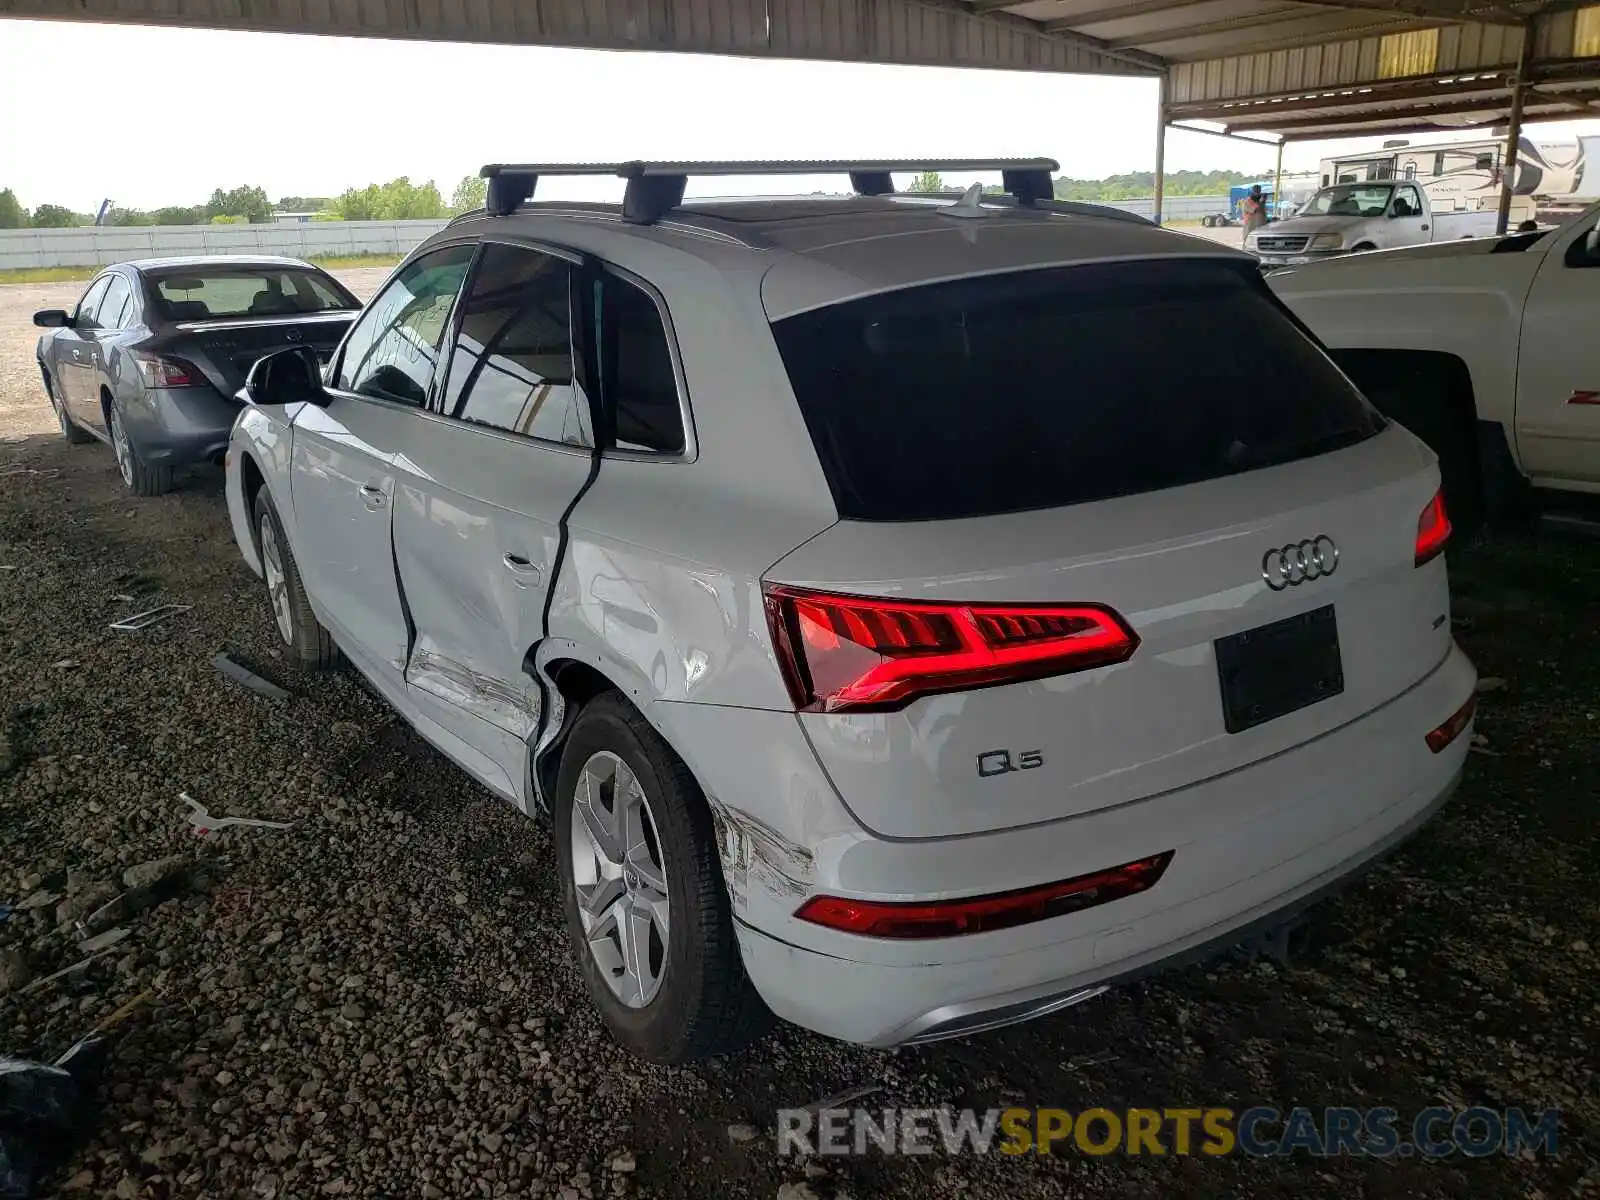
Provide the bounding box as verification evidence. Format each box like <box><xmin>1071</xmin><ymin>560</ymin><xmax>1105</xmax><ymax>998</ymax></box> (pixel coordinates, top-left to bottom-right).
<box><xmin>554</xmin><ymin>694</ymin><xmax>771</xmax><ymax>1064</ymax></box>
<box><xmin>252</xmin><ymin>489</ymin><xmax>338</xmax><ymax>669</ymax></box>
<box><xmin>1336</xmin><ymin>352</ymin><xmax>1485</xmax><ymax>535</ymax></box>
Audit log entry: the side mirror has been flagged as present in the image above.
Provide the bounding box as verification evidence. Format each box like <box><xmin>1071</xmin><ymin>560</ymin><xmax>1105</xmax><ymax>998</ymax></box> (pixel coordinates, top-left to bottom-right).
<box><xmin>243</xmin><ymin>347</ymin><xmax>330</xmax><ymax>409</ymax></box>
<box><xmin>33</xmin><ymin>309</ymin><xmax>71</xmax><ymax>328</ymax></box>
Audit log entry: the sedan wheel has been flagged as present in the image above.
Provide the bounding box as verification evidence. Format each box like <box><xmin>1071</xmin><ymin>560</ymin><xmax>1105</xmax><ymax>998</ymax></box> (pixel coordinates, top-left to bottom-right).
<box><xmin>569</xmin><ymin>750</ymin><xmax>671</xmax><ymax>1009</ymax></box>
<box><xmin>109</xmin><ymin>406</ymin><xmax>134</xmax><ymax>488</ymax></box>
<box><xmin>258</xmin><ymin>510</ymin><xmax>295</xmax><ymax>644</ymax></box>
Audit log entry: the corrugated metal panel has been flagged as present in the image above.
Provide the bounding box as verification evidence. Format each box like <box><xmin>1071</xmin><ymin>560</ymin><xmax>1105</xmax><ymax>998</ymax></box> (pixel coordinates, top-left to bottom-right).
<box><xmin>1377</xmin><ymin>28</ymin><xmax>1436</xmax><ymax>78</ymax></box>
<box><xmin>1580</xmin><ymin>6</ymin><xmax>1600</xmax><ymax>57</ymax></box>
<box><xmin>0</xmin><ymin>0</ymin><xmax>1151</xmax><ymax>73</ymax></box>
<box><xmin>1169</xmin><ymin>18</ymin><xmax>1532</xmax><ymax>104</ymax></box>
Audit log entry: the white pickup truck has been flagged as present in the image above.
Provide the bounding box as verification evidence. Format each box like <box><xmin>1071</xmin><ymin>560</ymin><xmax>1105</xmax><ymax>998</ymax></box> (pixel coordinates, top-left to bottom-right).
<box><xmin>1268</xmin><ymin>199</ymin><xmax>1600</xmax><ymax>531</ymax></box>
<box><xmin>1249</xmin><ymin>180</ymin><xmax>1505</xmax><ymax>269</ymax></box>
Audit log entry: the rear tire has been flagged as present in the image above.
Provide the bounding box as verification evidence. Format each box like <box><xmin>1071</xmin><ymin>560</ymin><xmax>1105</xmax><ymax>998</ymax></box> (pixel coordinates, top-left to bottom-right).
<box><xmin>1335</xmin><ymin>351</ymin><xmax>1485</xmax><ymax>536</ymax></box>
<box><xmin>252</xmin><ymin>488</ymin><xmax>338</xmax><ymax>669</ymax></box>
<box><xmin>45</xmin><ymin>373</ymin><xmax>92</xmax><ymax>444</ymax></box>
<box><xmin>553</xmin><ymin>694</ymin><xmax>771</xmax><ymax>1064</ymax></box>
<box><xmin>108</xmin><ymin>399</ymin><xmax>174</xmax><ymax>497</ymax></box>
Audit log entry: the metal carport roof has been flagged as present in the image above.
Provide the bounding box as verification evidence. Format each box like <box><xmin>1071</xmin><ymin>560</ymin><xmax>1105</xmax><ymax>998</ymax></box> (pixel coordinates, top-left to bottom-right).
<box><xmin>3</xmin><ymin>0</ymin><xmax>1598</xmax><ymax>218</ymax></box>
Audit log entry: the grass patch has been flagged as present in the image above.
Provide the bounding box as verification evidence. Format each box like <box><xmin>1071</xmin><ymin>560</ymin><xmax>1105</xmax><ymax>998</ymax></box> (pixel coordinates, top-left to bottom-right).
<box><xmin>0</xmin><ymin>265</ymin><xmax>106</xmax><ymax>285</ymax></box>
<box><xmin>0</xmin><ymin>252</ymin><xmax>403</xmax><ymax>287</ymax></box>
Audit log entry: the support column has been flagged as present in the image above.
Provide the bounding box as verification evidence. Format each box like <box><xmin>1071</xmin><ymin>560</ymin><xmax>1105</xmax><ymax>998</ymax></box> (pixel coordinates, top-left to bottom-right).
<box><xmin>1153</xmin><ymin>73</ymin><xmax>1170</xmax><ymax>226</ymax></box>
<box><xmin>1496</xmin><ymin>31</ymin><xmax>1531</xmax><ymax>236</ymax></box>
<box><xmin>1273</xmin><ymin>138</ymin><xmax>1285</xmax><ymax>222</ymax></box>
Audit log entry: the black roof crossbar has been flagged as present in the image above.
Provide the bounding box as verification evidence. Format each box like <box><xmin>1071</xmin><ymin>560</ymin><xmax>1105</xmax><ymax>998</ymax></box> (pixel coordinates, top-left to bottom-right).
<box><xmin>479</xmin><ymin>159</ymin><xmax>1061</xmax><ymax>224</ymax></box>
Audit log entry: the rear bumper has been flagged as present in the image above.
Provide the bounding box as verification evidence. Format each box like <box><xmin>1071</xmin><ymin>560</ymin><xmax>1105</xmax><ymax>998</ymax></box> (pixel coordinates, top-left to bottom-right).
<box><xmin>119</xmin><ymin>384</ymin><xmax>239</xmax><ymax>465</ymax></box>
<box><xmin>732</xmin><ymin>642</ymin><xmax>1475</xmax><ymax>1046</ymax></box>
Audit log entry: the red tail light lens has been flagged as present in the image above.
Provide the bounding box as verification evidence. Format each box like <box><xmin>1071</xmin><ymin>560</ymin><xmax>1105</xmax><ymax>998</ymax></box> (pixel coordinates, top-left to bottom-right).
<box><xmin>1426</xmin><ymin>693</ymin><xmax>1476</xmax><ymax>753</ymax></box>
<box><xmin>1415</xmin><ymin>489</ymin><xmax>1451</xmax><ymax>566</ymax></box>
<box><xmin>763</xmin><ymin>586</ymin><xmax>1139</xmax><ymax>713</ymax></box>
<box><xmin>795</xmin><ymin>851</ymin><xmax>1174</xmax><ymax>939</ymax></box>
<box><xmin>133</xmin><ymin>354</ymin><xmax>201</xmax><ymax>388</ymax></box>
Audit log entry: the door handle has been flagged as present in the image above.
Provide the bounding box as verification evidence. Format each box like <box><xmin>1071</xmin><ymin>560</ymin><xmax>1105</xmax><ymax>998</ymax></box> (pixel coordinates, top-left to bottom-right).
<box><xmin>358</xmin><ymin>484</ymin><xmax>386</xmax><ymax>510</ymax></box>
<box><xmin>502</xmin><ymin>553</ymin><xmax>543</xmax><ymax>584</ymax></box>
<box><xmin>1421</xmin><ymin>224</ymin><xmax>1429</xmax><ymax>231</ymax></box>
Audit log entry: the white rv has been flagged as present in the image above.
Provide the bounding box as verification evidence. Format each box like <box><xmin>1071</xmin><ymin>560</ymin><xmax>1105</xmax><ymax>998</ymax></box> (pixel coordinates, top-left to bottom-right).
<box><xmin>1319</xmin><ymin>134</ymin><xmax>1600</xmax><ymax>223</ymax></box>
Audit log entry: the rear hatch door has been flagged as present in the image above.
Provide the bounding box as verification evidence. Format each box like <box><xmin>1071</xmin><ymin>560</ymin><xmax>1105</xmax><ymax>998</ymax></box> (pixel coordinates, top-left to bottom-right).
<box><xmin>764</xmin><ymin>258</ymin><xmax>1453</xmax><ymax>840</ymax></box>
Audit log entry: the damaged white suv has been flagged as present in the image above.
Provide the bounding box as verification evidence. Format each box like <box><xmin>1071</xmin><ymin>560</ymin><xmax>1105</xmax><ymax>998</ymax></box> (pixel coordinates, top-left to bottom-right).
<box><xmin>225</xmin><ymin>159</ymin><xmax>1477</xmax><ymax>1063</ymax></box>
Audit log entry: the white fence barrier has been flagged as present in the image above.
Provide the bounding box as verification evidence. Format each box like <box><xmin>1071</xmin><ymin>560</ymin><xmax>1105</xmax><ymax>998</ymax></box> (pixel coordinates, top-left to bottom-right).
<box><xmin>0</xmin><ymin>220</ymin><xmax>452</xmax><ymax>270</ymax></box>
<box><xmin>0</xmin><ymin>197</ymin><xmax>1236</xmax><ymax>270</ymax></box>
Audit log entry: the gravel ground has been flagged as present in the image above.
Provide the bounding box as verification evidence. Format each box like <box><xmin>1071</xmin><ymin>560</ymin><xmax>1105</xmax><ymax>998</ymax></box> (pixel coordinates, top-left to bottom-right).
<box><xmin>3</xmin><ymin>273</ymin><xmax>1599</xmax><ymax>1200</ymax></box>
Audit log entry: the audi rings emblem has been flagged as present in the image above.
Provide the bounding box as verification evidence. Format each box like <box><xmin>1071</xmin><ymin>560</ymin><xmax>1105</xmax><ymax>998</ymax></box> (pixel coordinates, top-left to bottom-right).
<box><xmin>1261</xmin><ymin>536</ymin><xmax>1339</xmax><ymax>590</ymax></box>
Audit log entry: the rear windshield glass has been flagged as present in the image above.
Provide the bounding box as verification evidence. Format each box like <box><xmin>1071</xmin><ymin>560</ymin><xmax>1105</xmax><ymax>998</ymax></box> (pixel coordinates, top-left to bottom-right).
<box><xmin>771</xmin><ymin>259</ymin><xmax>1384</xmax><ymax>521</ymax></box>
<box><xmin>150</xmin><ymin>268</ymin><xmax>356</xmax><ymax>321</ymax></box>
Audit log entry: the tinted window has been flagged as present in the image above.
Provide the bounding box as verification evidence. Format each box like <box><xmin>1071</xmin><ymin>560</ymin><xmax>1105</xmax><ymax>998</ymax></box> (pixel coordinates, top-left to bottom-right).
<box><xmin>74</xmin><ymin>276</ymin><xmax>111</xmax><ymax>327</ymax></box>
<box><xmin>336</xmin><ymin>245</ymin><xmax>474</xmax><ymax>407</ymax></box>
<box><xmin>99</xmin><ymin>275</ymin><xmax>133</xmax><ymax>330</ymax></box>
<box><xmin>152</xmin><ymin>268</ymin><xmax>356</xmax><ymax>321</ymax></box>
<box><xmin>771</xmin><ymin>261</ymin><xmax>1384</xmax><ymax>522</ymax></box>
<box><xmin>607</xmin><ymin>276</ymin><xmax>686</xmax><ymax>454</ymax></box>
<box><xmin>441</xmin><ymin>242</ymin><xmax>591</xmax><ymax>445</ymax></box>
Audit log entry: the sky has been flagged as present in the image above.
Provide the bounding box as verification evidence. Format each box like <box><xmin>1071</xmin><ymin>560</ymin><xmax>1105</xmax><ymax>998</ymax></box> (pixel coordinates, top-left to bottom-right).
<box><xmin>3</xmin><ymin>17</ymin><xmax>1599</xmax><ymax>213</ymax></box>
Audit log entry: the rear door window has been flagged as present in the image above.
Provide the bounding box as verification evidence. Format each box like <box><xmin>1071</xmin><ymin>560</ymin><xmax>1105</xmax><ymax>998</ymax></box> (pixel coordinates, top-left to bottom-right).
<box><xmin>771</xmin><ymin>259</ymin><xmax>1384</xmax><ymax>521</ymax></box>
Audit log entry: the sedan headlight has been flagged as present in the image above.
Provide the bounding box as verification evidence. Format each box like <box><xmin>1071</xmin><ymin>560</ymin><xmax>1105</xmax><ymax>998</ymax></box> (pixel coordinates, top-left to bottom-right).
<box><xmin>1307</xmin><ymin>233</ymin><xmax>1345</xmax><ymax>251</ymax></box>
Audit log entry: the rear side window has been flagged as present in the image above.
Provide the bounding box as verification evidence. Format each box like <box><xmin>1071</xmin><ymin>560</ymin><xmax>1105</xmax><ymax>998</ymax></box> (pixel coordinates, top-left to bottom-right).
<box><xmin>605</xmin><ymin>275</ymin><xmax>686</xmax><ymax>455</ymax></box>
<box><xmin>771</xmin><ymin>260</ymin><xmax>1384</xmax><ymax>521</ymax></box>
<box><xmin>441</xmin><ymin>242</ymin><xmax>591</xmax><ymax>446</ymax></box>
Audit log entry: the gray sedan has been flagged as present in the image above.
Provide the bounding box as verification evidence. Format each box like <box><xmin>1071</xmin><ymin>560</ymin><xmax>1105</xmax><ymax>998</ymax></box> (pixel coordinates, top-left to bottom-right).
<box><xmin>34</xmin><ymin>256</ymin><xmax>360</xmax><ymax>495</ymax></box>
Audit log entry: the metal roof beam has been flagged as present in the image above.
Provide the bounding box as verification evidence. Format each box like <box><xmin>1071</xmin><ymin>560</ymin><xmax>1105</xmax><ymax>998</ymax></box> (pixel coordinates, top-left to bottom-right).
<box><xmin>956</xmin><ymin>2</ymin><xmax>1166</xmax><ymax>67</ymax></box>
<box><xmin>1107</xmin><ymin>6</ymin><xmax>1385</xmax><ymax>47</ymax></box>
<box><xmin>1155</xmin><ymin>14</ymin><xmax>1428</xmax><ymax>56</ymax></box>
<box><xmin>1265</xmin><ymin>0</ymin><xmax>1527</xmax><ymax>25</ymax></box>
<box><xmin>1042</xmin><ymin>0</ymin><xmax>1215</xmax><ymax>31</ymax></box>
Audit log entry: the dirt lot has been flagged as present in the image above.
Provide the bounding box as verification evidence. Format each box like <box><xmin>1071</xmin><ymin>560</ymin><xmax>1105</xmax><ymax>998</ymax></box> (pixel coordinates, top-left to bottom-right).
<box><xmin>2</xmin><ymin>273</ymin><xmax>1598</xmax><ymax>1200</ymax></box>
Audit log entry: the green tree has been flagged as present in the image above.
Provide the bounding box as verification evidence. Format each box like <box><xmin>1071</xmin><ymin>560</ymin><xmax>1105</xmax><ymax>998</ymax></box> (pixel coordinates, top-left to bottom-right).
<box><xmin>30</xmin><ymin>203</ymin><xmax>77</xmax><ymax>228</ymax></box>
<box><xmin>0</xmin><ymin>189</ymin><xmax>28</xmax><ymax>228</ymax></box>
<box><xmin>276</xmin><ymin>196</ymin><xmax>331</xmax><ymax>213</ymax></box>
<box><xmin>450</xmin><ymin>175</ymin><xmax>487</xmax><ymax>214</ymax></box>
<box><xmin>206</xmin><ymin>184</ymin><xmax>272</xmax><ymax>224</ymax></box>
<box><xmin>105</xmin><ymin>207</ymin><xmax>152</xmax><ymax>226</ymax></box>
<box><xmin>909</xmin><ymin>171</ymin><xmax>946</xmax><ymax>193</ymax></box>
<box><xmin>210</xmin><ymin>213</ymin><xmax>248</xmax><ymax>225</ymax></box>
<box><xmin>152</xmin><ymin>206</ymin><xmax>205</xmax><ymax>226</ymax></box>
<box><xmin>334</xmin><ymin>178</ymin><xmax>446</xmax><ymax>221</ymax></box>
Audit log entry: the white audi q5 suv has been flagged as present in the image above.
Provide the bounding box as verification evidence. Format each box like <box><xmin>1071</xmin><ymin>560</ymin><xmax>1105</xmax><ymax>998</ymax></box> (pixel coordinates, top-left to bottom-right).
<box><xmin>225</xmin><ymin>159</ymin><xmax>1476</xmax><ymax>1063</ymax></box>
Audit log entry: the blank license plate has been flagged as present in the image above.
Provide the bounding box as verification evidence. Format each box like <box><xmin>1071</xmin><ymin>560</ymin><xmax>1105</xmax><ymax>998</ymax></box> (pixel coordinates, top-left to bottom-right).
<box><xmin>1215</xmin><ymin>605</ymin><xmax>1344</xmax><ymax>734</ymax></box>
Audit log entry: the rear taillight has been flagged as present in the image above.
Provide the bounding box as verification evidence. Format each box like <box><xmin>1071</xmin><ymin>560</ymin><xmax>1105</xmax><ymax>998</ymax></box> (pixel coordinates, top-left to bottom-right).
<box><xmin>1426</xmin><ymin>694</ymin><xmax>1476</xmax><ymax>753</ymax></box>
<box><xmin>762</xmin><ymin>585</ymin><xmax>1138</xmax><ymax>713</ymax></box>
<box><xmin>133</xmin><ymin>354</ymin><xmax>202</xmax><ymax>388</ymax></box>
<box><xmin>1415</xmin><ymin>489</ymin><xmax>1451</xmax><ymax>566</ymax></box>
<box><xmin>795</xmin><ymin>851</ymin><xmax>1174</xmax><ymax>939</ymax></box>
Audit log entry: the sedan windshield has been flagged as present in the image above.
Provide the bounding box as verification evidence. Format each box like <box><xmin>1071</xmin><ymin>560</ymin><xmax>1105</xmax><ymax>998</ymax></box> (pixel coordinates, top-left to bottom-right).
<box><xmin>1300</xmin><ymin>184</ymin><xmax>1395</xmax><ymax>218</ymax></box>
<box><xmin>149</xmin><ymin>268</ymin><xmax>357</xmax><ymax>321</ymax></box>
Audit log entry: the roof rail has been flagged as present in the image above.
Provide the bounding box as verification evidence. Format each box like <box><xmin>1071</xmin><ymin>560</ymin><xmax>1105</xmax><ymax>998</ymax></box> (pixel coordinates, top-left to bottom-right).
<box><xmin>478</xmin><ymin>159</ymin><xmax>1060</xmax><ymax>224</ymax></box>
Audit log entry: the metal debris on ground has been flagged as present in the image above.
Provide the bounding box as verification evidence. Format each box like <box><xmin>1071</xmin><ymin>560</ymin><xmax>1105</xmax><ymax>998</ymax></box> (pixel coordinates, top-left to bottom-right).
<box><xmin>179</xmin><ymin>793</ymin><xmax>293</xmax><ymax>837</ymax></box>
<box><xmin>212</xmin><ymin>654</ymin><xmax>292</xmax><ymax>701</ymax></box>
<box><xmin>802</xmin><ymin>1083</ymin><xmax>883</xmax><ymax>1113</ymax></box>
<box><xmin>107</xmin><ymin>604</ymin><xmax>192</xmax><ymax>633</ymax></box>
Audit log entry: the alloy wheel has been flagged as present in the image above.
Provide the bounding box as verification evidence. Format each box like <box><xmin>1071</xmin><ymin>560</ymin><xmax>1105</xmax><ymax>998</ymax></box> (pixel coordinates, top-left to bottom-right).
<box><xmin>258</xmin><ymin>513</ymin><xmax>294</xmax><ymax>643</ymax></box>
<box><xmin>568</xmin><ymin>751</ymin><xmax>671</xmax><ymax>1008</ymax></box>
<box><xmin>109</xmin><ymin>407</ymin><xmax>133</xmax><ymax>487</ymax></box>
